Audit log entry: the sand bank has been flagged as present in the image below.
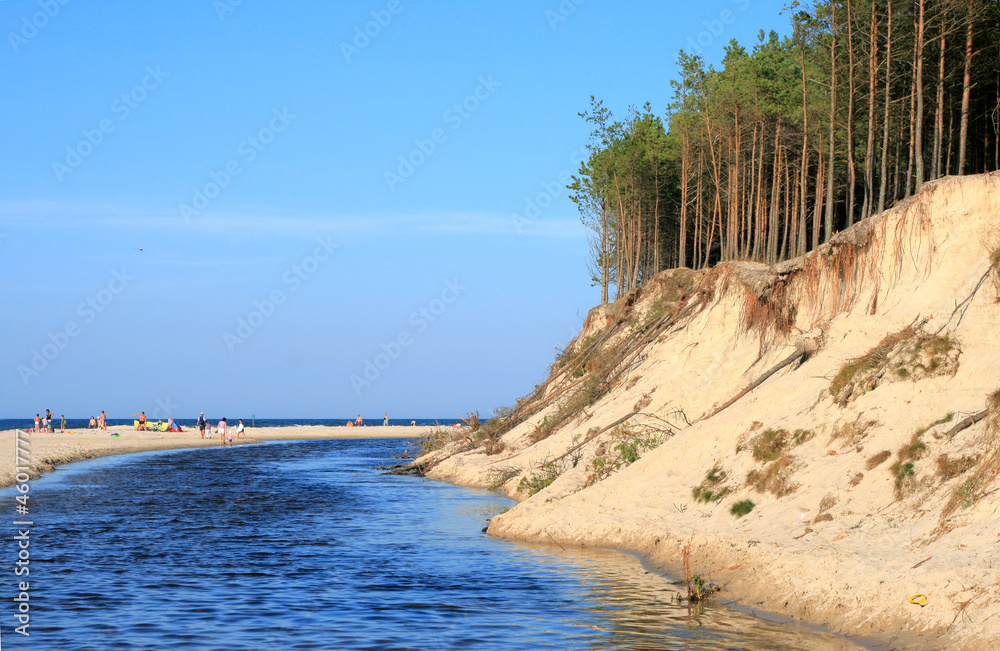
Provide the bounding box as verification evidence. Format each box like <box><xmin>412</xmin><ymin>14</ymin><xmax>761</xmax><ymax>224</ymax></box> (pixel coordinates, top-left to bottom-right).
<box><xmin>0</xmin><ymin>424</ymin><xmax>433</xmax><ymax>488</ymax></box>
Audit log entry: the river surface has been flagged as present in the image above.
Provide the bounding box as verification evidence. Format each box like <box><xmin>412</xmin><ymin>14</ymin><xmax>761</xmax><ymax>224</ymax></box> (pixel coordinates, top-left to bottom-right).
<box><xmin>0</xmin><ymin>438</ymin><xmax>863</xmax><ymax>649</ymax></box>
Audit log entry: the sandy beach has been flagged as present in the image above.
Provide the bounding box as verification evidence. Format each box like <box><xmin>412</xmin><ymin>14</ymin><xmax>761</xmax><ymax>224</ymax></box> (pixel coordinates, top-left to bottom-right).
<box><xmin>0</xmin><ymin>424</ymin><xmax>435</xmax><ymax>488</ymax></box>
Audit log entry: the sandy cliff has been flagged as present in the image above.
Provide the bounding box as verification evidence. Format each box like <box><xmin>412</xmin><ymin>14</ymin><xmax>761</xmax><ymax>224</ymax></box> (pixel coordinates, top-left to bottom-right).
<box><xmin>416</xmin><ymin>172</ymin><xmax>1000</xmax><ymax>648</ymax></box>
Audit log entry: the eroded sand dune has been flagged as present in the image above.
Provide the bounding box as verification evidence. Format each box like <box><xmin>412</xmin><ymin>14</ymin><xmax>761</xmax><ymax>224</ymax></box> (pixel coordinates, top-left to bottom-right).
<box><xmin>419</xmin><ymin>172</ymin><xmax>1000</xmax><ymax>649</ymax></box>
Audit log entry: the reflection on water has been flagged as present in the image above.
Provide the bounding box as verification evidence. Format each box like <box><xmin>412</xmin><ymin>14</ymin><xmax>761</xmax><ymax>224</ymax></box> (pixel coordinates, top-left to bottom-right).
<box><xmin>0</xmin><ymin>439</ymin><xmax>862</xmax><ymax>649</ymax></box>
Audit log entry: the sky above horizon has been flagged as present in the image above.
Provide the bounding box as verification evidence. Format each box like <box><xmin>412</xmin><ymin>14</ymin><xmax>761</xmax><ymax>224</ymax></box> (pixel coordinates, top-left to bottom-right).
<box><xmin>1</xmin><ymin>0</ymin><xmax>788</xmax><ymax>420</ymax></box>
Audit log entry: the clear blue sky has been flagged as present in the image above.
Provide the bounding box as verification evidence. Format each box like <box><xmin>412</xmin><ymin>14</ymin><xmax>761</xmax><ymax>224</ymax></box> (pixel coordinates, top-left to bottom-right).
<box><xmin>1</xmin><ymin>0</ymin><xmax>787</xmax><ymax>420</ymax></box>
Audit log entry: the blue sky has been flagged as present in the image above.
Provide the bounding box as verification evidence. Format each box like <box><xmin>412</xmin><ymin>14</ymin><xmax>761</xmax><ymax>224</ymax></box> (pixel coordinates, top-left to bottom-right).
<box><xmin>1</xmin><ymin>0</ymin><xmax>788</xmax><ymax>420</ymax></box>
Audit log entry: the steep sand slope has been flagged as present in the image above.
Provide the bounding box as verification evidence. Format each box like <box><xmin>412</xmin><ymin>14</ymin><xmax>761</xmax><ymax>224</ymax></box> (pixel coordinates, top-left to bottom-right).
<box><xmin>420</xmin><ymin>173</ymin><xmax>1000</xmax><ymax>649</ymax></box>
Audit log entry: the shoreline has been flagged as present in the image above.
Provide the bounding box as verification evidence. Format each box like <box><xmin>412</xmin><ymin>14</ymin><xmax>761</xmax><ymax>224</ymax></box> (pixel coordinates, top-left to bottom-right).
<box><xmin>0</xmin><ymin>425</ymin><xmax>435</xmax><ymax>488</ymax></box>
<box><xmin>2</xmin><ymin>423</ymin><xmax>876</xmax><ymax>647</ymax></box>
<box><xmin>425</xmin><ymin>462</ymin><xmax>937</xmax><ymax>651</ymax></box>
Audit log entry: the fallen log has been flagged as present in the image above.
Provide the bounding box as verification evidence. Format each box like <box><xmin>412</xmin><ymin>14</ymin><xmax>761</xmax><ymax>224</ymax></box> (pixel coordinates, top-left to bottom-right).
<box><xmin>699</xmin><ymin>341</ymin><xmax>815</xmax><ymax>421</ymax></box>
<box><xmin>942</xmin><ymin>409</ymin><xmax>989</xmax><ymax>439</ymax></box>
<box><xmin>544</xmin><ymin>411</ymin><xmax>639</xmax><ymax>467</ymax></box>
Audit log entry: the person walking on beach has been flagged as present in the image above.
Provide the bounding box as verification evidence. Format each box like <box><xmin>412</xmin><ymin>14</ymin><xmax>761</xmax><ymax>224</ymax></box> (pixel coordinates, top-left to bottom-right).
<box><xmin>133</xmin><ymin>412</ymin><xmax>147</xmax><ymax>431</ymax></box>
<box><xmin>197</xmin><ymin>413</ymin><xmax>207</xmax><ymax>439</ymax></box>
<box><xmin>355</xmin><ymin>414</ymin><xmax>363</xmax><ymax>427</ymax></box>
<box><xmin>383</xmin><ymin>413</ymin><xmax>388</xmax><ymax>426</ymax></box>
<box><xmin>217</xmin><ymin>418</ymin><xmax>227</xmax><ymax>448</ymax></box>
<box><xmin>236</xmin><ymin>419</ymin><xmax>246</xmax><ymax>440</ymax></box>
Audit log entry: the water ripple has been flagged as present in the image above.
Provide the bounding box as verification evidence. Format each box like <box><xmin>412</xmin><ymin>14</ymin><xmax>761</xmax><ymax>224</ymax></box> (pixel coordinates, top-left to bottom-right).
<box><xmin>0</xmin><ymin>439</ymin><xmax>863</xmax><ymax>650</ymax></box>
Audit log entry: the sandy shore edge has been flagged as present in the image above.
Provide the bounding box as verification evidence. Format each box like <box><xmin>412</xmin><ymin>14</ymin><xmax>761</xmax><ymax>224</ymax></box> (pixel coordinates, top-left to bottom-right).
<box><xmin>0</xmin><ymin>425</ymin><xmax>434</xmax><ymax>488</ymax></box>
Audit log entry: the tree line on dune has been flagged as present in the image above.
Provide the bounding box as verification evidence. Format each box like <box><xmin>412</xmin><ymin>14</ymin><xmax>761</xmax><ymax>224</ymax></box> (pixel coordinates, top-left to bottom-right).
<box><xmin>571</xmin><ymin>0</ymin><xmax>1000</xmax><ymax>304</ymax></box>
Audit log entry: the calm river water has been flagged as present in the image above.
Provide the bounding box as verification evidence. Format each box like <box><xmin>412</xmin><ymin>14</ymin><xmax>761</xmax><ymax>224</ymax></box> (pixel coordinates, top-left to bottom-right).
<box><xmin>0</xmin><ymin>438</ymin><xmax>863</xmax><ymax>649</ymax></box>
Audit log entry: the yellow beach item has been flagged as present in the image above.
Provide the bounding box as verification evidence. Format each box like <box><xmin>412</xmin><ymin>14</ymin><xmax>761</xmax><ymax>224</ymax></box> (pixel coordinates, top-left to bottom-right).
<box><xmin>908</xmin><ymin>594</ymin><xmax>928</xmax><ymax>606</ymax></box>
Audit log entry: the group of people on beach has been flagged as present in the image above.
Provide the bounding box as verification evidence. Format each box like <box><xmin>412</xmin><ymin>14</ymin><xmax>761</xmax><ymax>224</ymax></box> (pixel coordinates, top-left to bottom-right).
<box><xmin>33</xmin><ymin>409</ymin><xmax>67</xmax><ymax>433</ymax></box>
<box><xmin>196</xmin><ymin>413</ymin><xmax>246</xmax><ymax>448</ymax></box>
<box><xmin>346</xmin><ymin>414</ymin><xmax>416</xmax><ymax>427</ymax></box>
<box><xmin>31</xmin><ymin>410</ymin><xmax>108</xmax><ymax>432</ymax></box>
<box><xmin>88</xmin><ymin>411</ymin><xmax>107</xmax><ymax>430</ymax></box>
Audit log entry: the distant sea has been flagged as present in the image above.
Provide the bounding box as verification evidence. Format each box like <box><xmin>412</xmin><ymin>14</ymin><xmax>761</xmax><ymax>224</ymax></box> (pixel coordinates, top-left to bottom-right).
<box><xmin>0</xmin><ymin>417</ymin><xmax>462</xmax><ymax>431</ymax></box>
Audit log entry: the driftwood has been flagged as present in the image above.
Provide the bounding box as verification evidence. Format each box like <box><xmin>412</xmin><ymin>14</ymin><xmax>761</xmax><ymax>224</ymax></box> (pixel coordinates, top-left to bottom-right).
<box><xmin>942</xmin><ymin>409</ymin><xmax>989</xmax><ymax>439</ymax></box>
<box><xmin>934</xmin><ymin>268</ymin><xmax>993</xmax><ymax>336</ymax></box>
<box><xmin>543</xmin><ymin>411</ymin><xmax>639</xmax><ymax>467</ymax></box>
<box><xmin>511</xmin><ymin>376</ymin><xmax>588</xmax><ymax>422</ymax></box>
<box><xmin>700</xmin><ymin>340</ymin><xmax>815</xmax><ymax>421</ymax></box>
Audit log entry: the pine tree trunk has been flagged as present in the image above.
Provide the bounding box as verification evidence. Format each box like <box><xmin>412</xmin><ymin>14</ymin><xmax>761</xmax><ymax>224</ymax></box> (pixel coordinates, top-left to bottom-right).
<box><xmin>768</xmin><ymin>128</ymin><xmax>781</xmax><ymax>263</ymax></box>
<box><xmin>906</xmin><ymin>20</ymin><xmax>917</xmax><ymax>196</ymax></box>
<box><xmin>799</xmin><ymin>44</ymin><xmax>810</xmax><ymax>256</ymax></box>
<box><xmin>846</xmin><ymin>0</ymin><xmax>857</xmax><ymax>225</ymax></box>
<box><xmin>825</xmin><ymin>3</ymin><xmax>838</xmax><ymax>242</ymax></box>
<box><xmin>957</xmin><ymin>3</ymin><xmax>973</xmax><ymax>175</ymax></box>
<box><xmin>863</xmin><ymin>3</ymin><xmax>878</xmax><ymax>220</ymax></box>
<box><xmin>679</xmin><ymin>133</ymin><xmax>689</xmax><ymax>267</ymax></box>
<box><xmin>785</xmin><ymin>160</ymin><xmax>797</xmax><ymax>260</ymax></box>
<box><xmin>878</xmin><ymin>0</ymin><xmax>893</xmax><ymax>212</ymax></box>
<box><xmin>933</xmin><ymin>34</ymin><xmax>946</xmax><ymax>179</ymax></box>
<box><xmin>814</xmin><ymin>145</ymin><xmax>825</xmax><ymax>251</ymax></box>
<box><xmin>798</xmin><ymin>151</ymin><xmax>809</xmax><ymax>257</ymax></box>
<box><xmin>914</xmin><ymin>0</ymin><xmax>926</xmax><ymax>190</ymax></box>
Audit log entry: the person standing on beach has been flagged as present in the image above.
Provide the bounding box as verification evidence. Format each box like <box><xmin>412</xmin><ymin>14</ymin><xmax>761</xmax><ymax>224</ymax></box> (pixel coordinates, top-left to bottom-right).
<box><xmin>60</xmin><ymin>415</ymin><xmax>66</xmax><ymax>432</ymax></box>
<box><xmin>99</xmin><ymin>411</ymin><xmax>107</xmax><ymax>430</ymax></box>
<box><xmin>236</xmin><ymin>419</ymin><xmax>245</xmax><ymax>440</ymax></box>
<box><xmin>34</xmin><ymin>414</ymin><xmax>40</xmax><ymax>432</ymax></box>
<box><xmin>383</xmin><ymin>413</ymin><xmax>388</xmax><ymax>426</ymax></box>
<box><xmin>133</xmin><ymin>412</ymin><xmax>147</xmax><ymax>431</ymax></box>
<box><xmin>356</xmin><ymin>414</ymin><xmax>363</xmax><ymax>427</ymax></box>
<box><xmin>45</xmin><ymin>409</ymin><xmax>54</xmax><ymax>432</ymax></box>
<box><xmin>197</xmin><ymin>413</ymin><xmax>207</xmax><ymax>439</ymax></box>
<box><xmin>217</xmin><ymin>418</ymin><xmax>227</xmax><ymax>448</ymax></box>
